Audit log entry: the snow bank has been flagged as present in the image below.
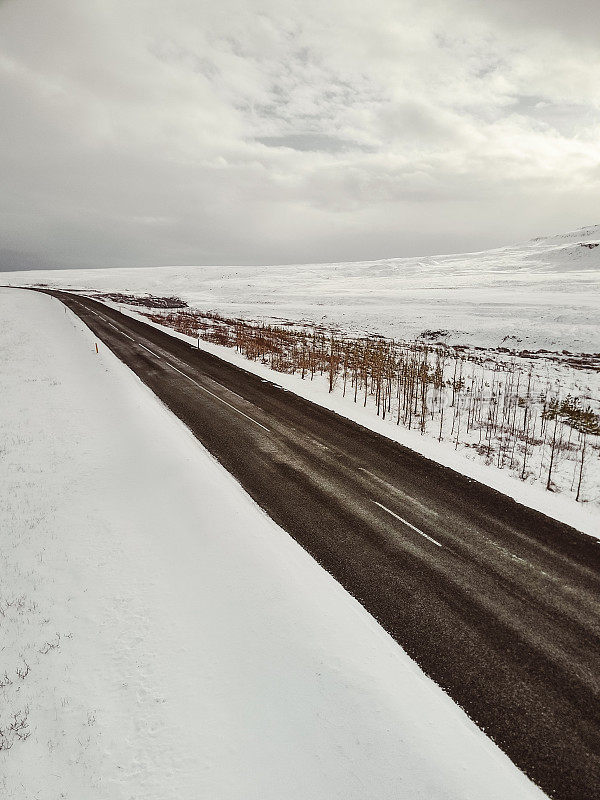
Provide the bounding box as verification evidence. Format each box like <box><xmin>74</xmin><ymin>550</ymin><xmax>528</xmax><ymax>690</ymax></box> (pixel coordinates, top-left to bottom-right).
<box><xmin>0</xmin><ymin>287</ymin><xmax>548</xmax><ymax>798</ymax></box>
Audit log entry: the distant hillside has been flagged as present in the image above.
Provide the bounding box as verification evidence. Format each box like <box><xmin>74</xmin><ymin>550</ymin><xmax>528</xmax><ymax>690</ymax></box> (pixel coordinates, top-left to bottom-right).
<box><xmin>3</xmin><ymin>226</ymin><xmax>599</xmax><ymax>352</ymax></box>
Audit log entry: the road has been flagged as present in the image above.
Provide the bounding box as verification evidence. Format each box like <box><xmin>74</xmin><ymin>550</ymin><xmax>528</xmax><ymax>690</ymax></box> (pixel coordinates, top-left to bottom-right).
<box><xmin>46</xmin><ymin>289</ymin><xmax>600</xmax><ymax>799</ymax></box>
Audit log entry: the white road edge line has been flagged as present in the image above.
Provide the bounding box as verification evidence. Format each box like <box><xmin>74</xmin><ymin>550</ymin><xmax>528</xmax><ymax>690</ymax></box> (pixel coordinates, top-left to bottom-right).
<box><xmin>372</xmin><ymin>501</ymin><xmax>442</xmax><ymax>547</ymax></box>
<box><xmin>168</xmin><ymin>363</ymin><xmax>270</xmax><ymax>433</ymax></box>
<box><xmin>138</xmin><ymin>342</ymin><xmax>161</xmax><ymax>358</ymax></box>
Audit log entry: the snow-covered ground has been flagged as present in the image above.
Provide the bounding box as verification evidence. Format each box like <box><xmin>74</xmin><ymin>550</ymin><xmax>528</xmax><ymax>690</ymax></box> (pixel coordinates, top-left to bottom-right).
<box><xmin>3</xmin><ymin>224</ymin><xmax>599</xmax><ymax>353</ymax></box>
<box><xmin>3</xmin><ymin>224</ymin><xmax>596</xmax><ymax>530</ymax></box>
<box><xmin>0</xmin><ymin>287</ymin><xmax>549</xmax><ymax>798</ymax></box>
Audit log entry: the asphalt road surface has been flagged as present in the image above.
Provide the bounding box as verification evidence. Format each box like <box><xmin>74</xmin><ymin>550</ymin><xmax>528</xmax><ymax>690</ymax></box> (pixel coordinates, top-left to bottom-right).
<box><xmin>44</xmin><ymin>289</ymin><xmax>600</xmax><ymax>799</ymax></box>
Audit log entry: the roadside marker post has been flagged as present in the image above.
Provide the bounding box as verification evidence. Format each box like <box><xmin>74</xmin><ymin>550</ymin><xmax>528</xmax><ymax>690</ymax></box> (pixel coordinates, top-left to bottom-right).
<box><xmin>95</xmin><ymin>343</ymin><xmax>98</xmax><ymax>353</ymax></box>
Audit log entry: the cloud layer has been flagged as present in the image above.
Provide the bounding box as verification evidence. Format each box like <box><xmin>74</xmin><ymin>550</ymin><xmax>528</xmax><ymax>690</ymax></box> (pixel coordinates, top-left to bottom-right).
<box><xmin>1</xmin><ymin>0</ymin><xmax>599</xmax><ymax>268</ymax></box>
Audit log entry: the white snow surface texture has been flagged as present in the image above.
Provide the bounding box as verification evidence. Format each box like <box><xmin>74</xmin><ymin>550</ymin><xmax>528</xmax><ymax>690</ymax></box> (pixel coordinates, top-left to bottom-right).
<box><xmin>0</xmin><ymin>287</ymin><xmax>548</xmax><ymax>799</ymax></box>
<box><xmin>3</xmin><ymin>224</ymin><xmax>599</xmax><ymax>352</ymax></box>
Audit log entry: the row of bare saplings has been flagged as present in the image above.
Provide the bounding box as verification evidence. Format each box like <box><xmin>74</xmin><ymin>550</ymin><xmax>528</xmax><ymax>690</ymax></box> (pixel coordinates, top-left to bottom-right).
<box><xmin>145</xmin><ymin>309</ymin><xmax>600</xmax><ymax>501</ymax></box>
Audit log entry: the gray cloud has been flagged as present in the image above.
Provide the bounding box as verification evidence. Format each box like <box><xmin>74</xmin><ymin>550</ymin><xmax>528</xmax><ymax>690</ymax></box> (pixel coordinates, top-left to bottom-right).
<box><xmin>0</xmin><ymin>0</ymin><xmax>599</xmax><ymax>269</ymax></box>
<box><xmin>255</xmin><ymin>134</ymin><xmax>374</xmax><ymax>153</ymax></box>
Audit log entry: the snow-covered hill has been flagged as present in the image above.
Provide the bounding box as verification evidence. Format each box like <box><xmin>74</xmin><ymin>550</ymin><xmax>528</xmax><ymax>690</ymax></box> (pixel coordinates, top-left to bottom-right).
<box><xmin>2</xmin><ymin>225</ymin><xmax>599</xmax><ymax>352</ymax></box>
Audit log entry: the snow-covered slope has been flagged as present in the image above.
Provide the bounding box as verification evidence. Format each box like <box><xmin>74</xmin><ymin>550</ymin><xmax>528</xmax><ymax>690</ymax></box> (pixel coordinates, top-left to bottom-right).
<box><xmin>3</xmin><ymin>225</ymin><xmax>599</xmax><ymax>352</ymax></box>
<box><xmin>0</xmin><ymin>287</ymin><xmax>548</xmax><ymax>798</ymax></box>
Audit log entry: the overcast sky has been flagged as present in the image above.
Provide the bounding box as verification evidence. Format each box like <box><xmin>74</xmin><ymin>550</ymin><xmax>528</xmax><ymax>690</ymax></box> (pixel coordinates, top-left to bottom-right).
<box><xmin>1</xmin><ymin>0</ymin><xmax>599</xmax><ymax>269</ymax></box>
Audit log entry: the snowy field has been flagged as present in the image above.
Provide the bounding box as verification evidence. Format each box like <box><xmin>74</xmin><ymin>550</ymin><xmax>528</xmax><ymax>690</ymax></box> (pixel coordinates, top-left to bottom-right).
<box><xmin>3</xmin><ymin>225</ymin><xmax>599</xmax><ymax>353</ymax></box>
<box><xmin>0</xmin><ymin>287</ymin><xmax>549</xmax><ymax>798</ymax></box>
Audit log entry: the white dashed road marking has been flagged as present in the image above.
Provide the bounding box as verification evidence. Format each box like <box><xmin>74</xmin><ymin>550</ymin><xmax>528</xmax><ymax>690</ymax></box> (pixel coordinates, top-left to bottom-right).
<box><xmin>168</xmin><ymin>363</ymin><xmax>270</xmax><ymax>433</ymax></box>
<box><xmin>373</xmin><ymin>501</ymin><xmax>442</xmax><ymax>547</ymax></box>
<box><xmin>138</xmin><ymin>342</ymin><xmax>161</xmax><ymax>359</ymax></box>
